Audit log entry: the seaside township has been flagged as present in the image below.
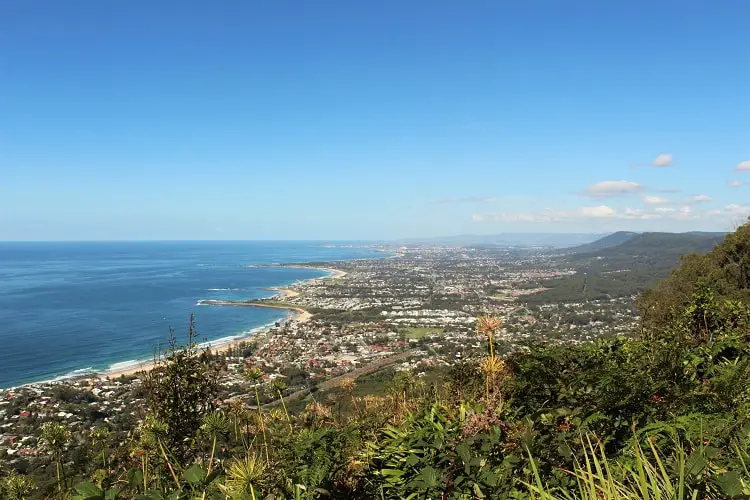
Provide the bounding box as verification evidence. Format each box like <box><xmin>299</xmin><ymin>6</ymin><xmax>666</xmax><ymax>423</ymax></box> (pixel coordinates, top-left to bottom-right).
<box><xmin>0</xmin><ymin>244</ymin><xmax>637</xmax><ymax>463</ymax></box>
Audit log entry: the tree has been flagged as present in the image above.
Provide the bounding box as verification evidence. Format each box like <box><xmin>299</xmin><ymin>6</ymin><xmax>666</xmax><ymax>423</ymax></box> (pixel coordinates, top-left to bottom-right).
<box><xmin>142</xmin><ymin>314</ymin><xmax>221</xmax><ymax>462</ymax></box>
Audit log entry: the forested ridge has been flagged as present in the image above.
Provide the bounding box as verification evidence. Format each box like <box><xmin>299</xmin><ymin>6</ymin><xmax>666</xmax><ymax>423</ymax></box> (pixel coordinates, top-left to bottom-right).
<box><xmin>525</xmin><ymin>231</ymin><xmax>727</xmax><ymax>304</ymax></box>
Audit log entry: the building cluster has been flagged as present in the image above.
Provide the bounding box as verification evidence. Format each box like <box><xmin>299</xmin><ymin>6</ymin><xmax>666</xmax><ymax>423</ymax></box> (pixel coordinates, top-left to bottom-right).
<box><xmin>1</xmin><ymin>243</ymin><xmax>641</xmax><ymax>470</ymax></box>
<box><xmin>0</xmin><ymin>378</ymin><xmax>143</xmax><ymax>464</ymax></box>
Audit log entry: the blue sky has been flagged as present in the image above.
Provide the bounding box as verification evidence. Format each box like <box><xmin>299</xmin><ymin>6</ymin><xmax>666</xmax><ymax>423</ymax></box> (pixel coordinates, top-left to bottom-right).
<box><xmin>1</xmin><ymin>0</ymin><xmax>748</xmax><ymax>240</ymax></box>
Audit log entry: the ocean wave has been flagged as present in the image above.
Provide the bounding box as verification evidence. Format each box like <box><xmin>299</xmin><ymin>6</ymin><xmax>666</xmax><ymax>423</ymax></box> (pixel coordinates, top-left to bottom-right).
<box><xmin>106</xmin><ymin>359</ymin><xmax>146</xmax><ymax>372</ymax></box>
<box><xmin>9</xmin><ymin>367</ymin><xmax>98</xmax><ymax>389</ymax></box>
<box><xmin>47</xmin><ymin>367</ymin><xmax>97</xmax><ymax>383</ymax></box>
<box><xmin>196</xmin><ymin>336</ymin><xmax>239</xmax><ymax>350</ymax></box>
<box><xmin>206</xmin><ymin>288</ymin><xmax>241</xmax><ymax>291</ymax></box>
<box><xmin>196</xmin><ymin>321</ymin><xmax>278</xmax><ymax>350</ymax></box>
<box><xmin>11</xmin><ymin>321</ymin><xmax>281</xmax><ymax>389</ymax></box>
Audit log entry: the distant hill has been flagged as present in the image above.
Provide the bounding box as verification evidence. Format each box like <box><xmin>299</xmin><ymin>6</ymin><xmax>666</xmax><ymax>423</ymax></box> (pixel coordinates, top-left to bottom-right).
<box><xmin>574</xmin><ymin>232</ymin><xmax>726</xmax><ymax>269</ymax></box>
<box><xmin>685</xmin><ymin>231</ymin><xmax>729</xmax><ymax>236</ymax></box>
<box><xmin>396</xmin><ymin>233</ymin><xmax>605</xmax><ymax>248</ymax></box>
<box><xmin>525</xmin><ymin>231</ymin><xmax>727</xmax><ymax>304</ymax></box>
<box><xmin>567</xmin><ymin>231</ymin><xmax>639</xmax><ymax>254</ymax></box>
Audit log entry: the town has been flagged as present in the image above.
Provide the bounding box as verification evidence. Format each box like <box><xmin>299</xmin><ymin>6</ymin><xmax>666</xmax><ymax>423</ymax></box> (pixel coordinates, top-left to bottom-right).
<box><xmin>0</xmin><ymin>241</ymin><xmax>643</xmax><ymax>473</ymax></box>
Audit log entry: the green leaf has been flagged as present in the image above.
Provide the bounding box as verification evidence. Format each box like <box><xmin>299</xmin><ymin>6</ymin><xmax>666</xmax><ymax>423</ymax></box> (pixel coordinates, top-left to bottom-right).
<box><xmin>127</xmin><ymin>468</ymin><xmax>143</xmax><ymax>490</ymax></box>
<box><xmin>381</xmin><ymin>468</ymin><xmax>406</xmax><ymax>477</ymax></box>
<box><xmin>704</xmin><ymin>446</ymin><xmax>721</xmax><ymax>460</ymax></box>
<box><xmin>74</xmin><ymin>482</ymin><xmax>103</xmax><ymax>499</ymax></box>
<box><xmin>482</xmin><ymin>469</ymin><xmax>500</xmax><ymax>487</ymax></box>
<box><xmin>182</xmin><ymin>463</ymin><xmax>205</xmax><ymax>485</ymax></box>
<box><xmin>135</xmin><ymin>492</ymin><xmax>165</xmax><ymax>500</ymax></box>
<box><xmin>557</xmin><ymin>443</ymin><xmax>573</xmax><ymax>458</ymax></box>
<box><xmin>416</xmin><ymin>465</ymin><xmax>440</xmax><ymax>488</ymax></box>
<box><xmin>76</xmin><ymin>482</ymin><xmax>103</xmax><ymax>495</ymax></box>
<box><xmin>684</xmin><ymin>451</ymin><xmax>708</xmax><ymax>477</ymax></box>
<box><xmin>104</xmin><ymin>488</ymin><xmax>121</xmax><ymax>500</ymax></box>
<box><xmin>456</xmin><ymin>443</ymin><xmax>471</xmax><ymax>465</ymax></box>
<box><xmin>473</xmin><ymin>483</ymin><xmax>486</xmax><ymax>498</ymax></box>
<box><xmin>715</xmin><ymin>471</ymin><xmax>744</xmax><ymax>498</ymax></box>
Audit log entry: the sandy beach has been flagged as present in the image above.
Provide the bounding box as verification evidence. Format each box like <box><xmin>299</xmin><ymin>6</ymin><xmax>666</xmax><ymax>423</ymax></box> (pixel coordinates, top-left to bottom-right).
<box><xmin>96</xmin><ymin>268</ymin><xmax>345</xmax><ymax>381</ymax></box>
<box><xmin>317</xmin><ymin>267</ymin><xmax>347</xmax><ymax>279</ymax></box>
<box><xmin>98</xmin><ymin>304</ymin><xmax>310</xmax><ymax>380</ymax></box>
<box><xmin>272</xmin><ymin>266</ymin><xmax>347</xmax><ymax>281</ymax></box>
<box><xmin>98</xmin><ymin>334</ymin><xmax>259</xmax><ymax>380</ymax></box>
<box><xmin>201</xmin><ymin>300</ymin><xmax>312</xmax><ymax>323</ymax></box>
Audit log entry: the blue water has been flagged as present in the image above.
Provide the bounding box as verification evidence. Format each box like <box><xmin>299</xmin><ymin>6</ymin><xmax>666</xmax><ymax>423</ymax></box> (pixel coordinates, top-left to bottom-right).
<box><xmin>0</xmin><ymin>241</ymin><xmax>382</xmax><ymax>388</ymax></box>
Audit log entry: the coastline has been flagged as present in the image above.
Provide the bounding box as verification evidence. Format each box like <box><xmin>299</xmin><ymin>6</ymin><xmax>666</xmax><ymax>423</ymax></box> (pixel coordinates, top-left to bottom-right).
<box><xmin>93</xmin><ymin>266</ymin><xmax>342</xmax><ymax>381</ymax></box>
<box><xmin>98</xmin><ymin>320</ymin><xmax>278</xmax><ymax>380</ymax></box>
<box><xmin>4</xmin><ymin>265</ymin><xmax>348</xmax><ymax>388</ymax></box>
<box><xmin>266</xmin><ymin>265</ymin><xmax>347</xmax><ymax>281</ymax></box>
<box><xmin>314</xmin><ymin>267</ymin><xmax>347</xmax><ymax>279</ymax></box>
<box><xmin>199</xmin><ymin>300</ymin><xmax>312</xmax><ymax>323</ymax></box>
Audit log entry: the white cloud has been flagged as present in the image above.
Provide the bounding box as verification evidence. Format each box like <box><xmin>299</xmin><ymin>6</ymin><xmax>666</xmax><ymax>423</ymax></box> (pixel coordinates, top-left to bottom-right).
<box><xmin>652</xmin><ymin>153</ymin><xmax>673</xmax><ymax>167</ymax></box>
<box><xmin>736</xmin><ymin>161</ymin><xmax>750</xmax><ymax>171</ymax></box>
<box><xmin>719</xmin><ymin>205</ymin><xmax>750</xmax><ymax>225</ymax></box>
<box><xmin>579</xmin><ymin>206</ymin><xmax>616</xmax><ymax>218</ymax></box>
<box><xmin>639</xmin><ymin>193</ymin><xmax>711</xmax><ymax>206</ymax></box>
<box><xmin>674</xmin><ymin>206</ymin><xmax>698</xmax><ymax>220</ymax></box>
<box><xmin>472</xmin><ymin>205</ymin><xmax>664</xmax><ymax>223</ymax></box>
<box><xmin>473</xmin><ymin>203</ymin><xmax>750</xmax><ymax>225</ymax></box>
<box><xmin>473</xmin><ymin>205</ymin><xmax>616</xmax><ymax>223</ymax></box>
<box><xmin>583</xmin><ymin>180</ymin><xmax>643</xmax><ymax>197</ymax></box>
<box><xmin>724</xmin><ymin>204</ymin><xmax>750</xmax><ymax>215</ymax></box>
<box><xmin>621</xmin><ymin>208</ymin><xmax>660</xmax><ymax>220</ymax></box>
<box><xmin>641</xmin><ymin>195</ymin><xmax>670</xmax><ymax>205</ymax></box>
<box><xmin>728</xmin><ymin>180</ymin><xmax>750</xmax><ymax>187</ymax></box>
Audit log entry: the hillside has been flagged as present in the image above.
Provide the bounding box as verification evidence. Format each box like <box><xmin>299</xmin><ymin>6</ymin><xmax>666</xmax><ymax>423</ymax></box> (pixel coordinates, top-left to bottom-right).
<box><xmin>574</xmin><ymin>231</ymin><xmax>725</xmax><ymax>269</ymax></box>
<box><xmin>638</xmin><ymin>223</ymin><xmax>750</xmax><ymax>331</ymax></box>
<box><xmin>525</xmin><ymin>231</ymin><xmax>726</xmax><ymax>304</ymax></box>
<box><xmin>566</xmin><ymin>231</ymin><xmax>638</xmax><ymax>254</ymax></box>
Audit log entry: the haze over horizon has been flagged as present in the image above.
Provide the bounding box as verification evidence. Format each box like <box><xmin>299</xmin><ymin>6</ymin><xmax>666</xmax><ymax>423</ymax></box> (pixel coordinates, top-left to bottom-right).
<box><xmin>2</xmin><ymin>1</ymin><xmax>749</xmax><ymax>241</ymax></box>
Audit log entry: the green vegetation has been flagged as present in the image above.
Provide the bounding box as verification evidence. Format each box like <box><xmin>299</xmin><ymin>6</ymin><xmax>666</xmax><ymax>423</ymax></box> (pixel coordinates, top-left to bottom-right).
<box><xmin>240</xmin><ymin>300</ymin><xmax>309</xmax><ymax>312</ymax></box>
<box><xmin>567</xmin><ymin>231</ymin><xmax>639</xmax><ymax>254</ymax></box>
<box><xmin>526</xmin><ymin>231</ymin><xmax>725</xmax><ymax>304</ymax></box>
<box><xmin>398</xmin><ymin>326</ymin><xmax>443</xmax><ymax>339</ymax></box>
<box><xmin>490</xmin><ymin>293</ymin><xmax>514</xmax><ymax>302</ymax></box>
<box><xmin>3</xmin><ymin>223</ymin><xmax>750</xmax><ymax>498</ymax></box>
<box><xmin>524</xmin><ymin>269</ymin><xmax>666</xmax><ymax>305</ymax></box>
<box><xmin>305</xmin><ymin>307</ymin><xmax>385</xmax><ymax>323</ymax></box>
<box><xmin>580</xmin><ymin>230</ymin><xmax>722</xmax><ymax>260</ymax></box>
<box><xmin>141</xmin><ymin>315</ymin><xmax>221</xmax><ymax>460</ymax></box>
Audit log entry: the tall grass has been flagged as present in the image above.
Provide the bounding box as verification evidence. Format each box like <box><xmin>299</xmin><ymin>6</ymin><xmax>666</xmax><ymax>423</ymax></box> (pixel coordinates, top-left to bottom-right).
<box><xmin>527</xmin><ymin>434</ymin><xmax>750</xmax><ymax>499</ymax></box>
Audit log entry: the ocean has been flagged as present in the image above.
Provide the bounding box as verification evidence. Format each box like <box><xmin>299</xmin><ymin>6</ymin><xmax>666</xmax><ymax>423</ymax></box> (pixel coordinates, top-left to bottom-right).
<box><xmin>0</xmin><ymin>241</ymin><xmax>383</xmax><ymax>388</ymax></box>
